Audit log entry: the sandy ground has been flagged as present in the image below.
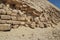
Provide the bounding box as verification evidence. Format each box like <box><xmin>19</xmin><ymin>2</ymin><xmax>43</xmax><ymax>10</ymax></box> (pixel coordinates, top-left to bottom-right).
<box><xmin>0</xmin><ymin>23</ymin><xmax>60</xmax><ymax>40</ymax></box>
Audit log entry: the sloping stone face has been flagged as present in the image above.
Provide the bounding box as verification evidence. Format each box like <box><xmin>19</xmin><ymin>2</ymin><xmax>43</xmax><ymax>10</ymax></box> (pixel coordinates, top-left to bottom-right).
<box><xmin>0</xmin><ymin>0</ymin><xmax>60</xmax><ymax>31</ymax></box>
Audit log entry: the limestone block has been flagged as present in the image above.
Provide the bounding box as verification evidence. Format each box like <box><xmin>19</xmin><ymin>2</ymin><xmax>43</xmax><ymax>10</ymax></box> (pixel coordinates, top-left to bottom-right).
<box><xmin>7</xmin><ymin>20</ymin><xmax>13</xmax><ymax>24</ymax></box>
<box><xmin>34</xmin><ymin>17</ymin><xmax>40</xmax><ymax>22</ymax></box>
<box><xmin>0</xmin><ymin>3</ymin><xmax>5</xmax><ymax>9</ymax></box>
<box><xmin>17</xmin><ymin>16</ymin><xmax>26</xmax><ymax>21</ymax></box>
<box><xmin>23</xmin><ymin>4</ymin><xmax>28</xmax><ymax>8</ymax></box>
<box><xmin>20</xmin><ymin>22</ymin><xmax>25</xmax><ymax>25</ymax></box>
<box><xmin>7</xmin><ymin>20</ymin><xmax>20</xmax><ymax>24</ymax></box>
<box><xmin>11</xmin><ymin>13</ymin><xmax>17</xmax><ymax>16</ymax></box>
<box><xmin>0</xmin><ymin>9</ymin><xmax>6</xmax><ymax>15</ymax></box>
<box><xmin>18</xmin><ymin>10</ymin><xmax>25</xmax><ymax>15</ymax></box>
<box><xmin>11</xmin><ymin>9</ymin><xmax>18</xmax><ymax>16</ymax></box>
<box><xmin>11</xmin><ymin>16</ymin><xmax>17</xmax><ymax>20</ymax></box>
<box><xmin>12</xmin><ymin>21</ymin><xmax>21</xmax><ymax>25</ymax></box>
<box><xmin>12</xmin><ymin>25</ymin><xmax>19</xmax><ymax>29</ymax></box>
<box><xmin>1</xmin><ymin>15</ymin><xmax>11</xmax><ymax>20</ymax></box>
<box><xmin>30</xmin><ymin>22</ymin><xmax>36</xmax><ymax>29</ymax></box>
<box><xmin>7</xmin><ymin>10</ymin><xmax>12</xmax><ymax>15</ymax></box>
<box><xmin>0</xmin><ymin>24</ymin><xmax>11</xmax><ymax>31</ymax></box>
<box><xmin>0</xmin><ymin>20</ymin><xmax>7</xmax><ymax>24</ymax></box>
<box><xmin>38</xmin><ymin>22</ymin><xmax>44</xmax><ymax>28</ymax></box>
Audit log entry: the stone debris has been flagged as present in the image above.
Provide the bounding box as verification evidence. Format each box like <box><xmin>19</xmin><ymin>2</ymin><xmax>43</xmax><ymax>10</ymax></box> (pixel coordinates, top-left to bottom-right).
<box><xmin>0</xmin><ymin>0</ymin><xmax>60</xmax><ymax>31</ymax></box>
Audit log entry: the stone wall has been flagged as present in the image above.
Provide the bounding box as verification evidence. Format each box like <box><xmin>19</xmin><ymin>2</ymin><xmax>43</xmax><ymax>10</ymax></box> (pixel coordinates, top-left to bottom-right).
<box><xmin>0</xmin><ymin>0</ymin><xmax>60</xmax><ymax>31</ymax></box>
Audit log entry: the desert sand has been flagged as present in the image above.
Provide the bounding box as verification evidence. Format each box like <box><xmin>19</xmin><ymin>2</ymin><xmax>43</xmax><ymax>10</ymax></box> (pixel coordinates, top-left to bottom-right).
<box><xmin>0</xmin><ymin>22</ymin><xmax>60</xmax><ymax>40</ymax></box>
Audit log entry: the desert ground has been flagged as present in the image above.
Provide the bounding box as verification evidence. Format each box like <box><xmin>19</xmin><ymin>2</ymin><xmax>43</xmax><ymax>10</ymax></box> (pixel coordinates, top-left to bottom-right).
<box><xmin>0</xmin><ymin>22</ymin><xmax>60</xmax><ymax>40</ymax></box>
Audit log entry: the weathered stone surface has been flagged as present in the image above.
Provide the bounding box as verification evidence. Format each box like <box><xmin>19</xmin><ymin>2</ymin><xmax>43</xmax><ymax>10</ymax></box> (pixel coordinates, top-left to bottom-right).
<box><xmin>38</xmin><ymin>22</ymin><xmax>44</xmax><ymax>28</ymax></box>
<box><xmin>12</xmin><ymin>21</ymin><xmax>20</xmax><ymax>25</ymax></box>
<box><xmin>0</xmin><ymin>9</ymin><xmax>6</xmax><ymax>14</ymax></box>
<box><xmin>12</xmin><ymin>25</ymin><xmax>19</xmax><ymax>29</ymax></box>
<box><xmin>18</xmin><ymin>10</ymin><xmax>25</xmax><ymax>15</ymax></box>
<box><xmin>0</xmin><ymin>24</ymin><xmax>11</xmax><ymax>31</ymax></box>
<box><xmin>7</xmin><ymin>20</ymin><xmax>13</xmax><ymax>24</ymax></box>
<box><xmin>7</xmin><ymin>20</ymin><xmax>21</xmax><ymax>24</ymax></box>
<box><xmin>0</xmin><ymin>20</ymin><xmax>7</xmax><ymax>24</ymax></box>
<box><xmin>11</xmin><ymin>16</ymin><xmax>17</xmax><ymax>20</ymax></box>
<box><xmin>6</xmin><ymin>10</ymin><xmax>12</xmax><ymax>15</ymax></box>
<box><xmin>25</xmin><ymin>16</ymin><xmax>32</xmax><ymax>22</ymax></box>
<box><xmin>0</xmin><ymin>0</ymin><xmax>60</xmax><ymax>31</ymax></box>
<box><xmin>1</xmin><ymin>15</ymin><xmax>11</xmax><ymax>20</ymax></box>
<box><xmin>0</xmin><ymin>3</ymin><xmax>3</xmax><ymax>9</ymax></box>
<box><xmin>10</xmin><ymin>13</ymin><xmax>17</xmax><ymax>16</ymax></box>
<box><xmin>20</xmin><ymin>22</ymin><xmax>25</xmax><ymax>25</ymax></box>
<box><xmin>30</xmin><ymin>22</ymin><xmax>36</xmax><ymax>29</ymax></box>
<box><xmin>11</xmin><ymin>10</ymin><xmax>18</xmax><ymax>16</ymax></box>
<box><xmin>17</xmin><ymin>16</ymin><xmax>26</xmax><ymax>21</ymax></box>
<box><xmin>34</xmin><ymin>17</ymin><xmax>40</xmax><ymax>22</ymax></box>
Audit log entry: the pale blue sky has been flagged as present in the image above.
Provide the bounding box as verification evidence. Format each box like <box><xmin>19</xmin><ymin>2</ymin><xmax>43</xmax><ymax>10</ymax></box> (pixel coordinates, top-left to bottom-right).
<box><xmin>49</xmin><ymin>0</ymin><xmax>60</xmax><ymax>8</ymax></box>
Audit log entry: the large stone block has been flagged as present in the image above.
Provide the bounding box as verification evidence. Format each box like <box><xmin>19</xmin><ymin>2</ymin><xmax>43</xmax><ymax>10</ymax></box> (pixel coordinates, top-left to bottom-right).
<box><xmin>1</xmin><ymin>15</ymin><xmax>11</xmax><ymax>20</ymax></box>
<box><xmin>17</xmin><ymin>16</ymin><xmax>26</xmax><ymax>21</ymax></box>
<box><xmin>7</xmin><ymin>20</ymin><xmax>21</xmax><ymax>25</ymax></box>
<box><xmin>7</xmin><ymin>20</ymin><xmax>13</xmax><ymax>24</ymax></box>
<box><xmin>0</xmin><ymin>20</ymin><xmax>7</xmax><ymax>24</ymax></box>
<box><xmin>0</xmin><ymin>24</ymin><xmax>11</xmax><ymax>31</ymax></box>
<box><xmin>11</xmin><ymin>13</ymin><xmax>17</xmax><ymax>16</ymax></box>
<box><xmin>12</xmin><ymin>21</ymin><xmax>21</xmax><ymax>25</ymax></box>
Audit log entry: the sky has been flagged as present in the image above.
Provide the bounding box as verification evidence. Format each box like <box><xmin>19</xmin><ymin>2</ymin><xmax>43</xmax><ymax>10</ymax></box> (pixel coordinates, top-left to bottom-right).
<box><xmin>49</xmin><ymin>0</ymin><xmax>60</xmax><ymax>8</ymax></box>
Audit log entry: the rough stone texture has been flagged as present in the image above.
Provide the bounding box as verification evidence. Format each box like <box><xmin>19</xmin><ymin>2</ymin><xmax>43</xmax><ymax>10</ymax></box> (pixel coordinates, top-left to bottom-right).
<box><xmin>12</xmin><ymin>25</ymin><xmax>19</xmax><ymax>29</ymax></box>
<box><xmin>1</xmin><ymin>15</ymin><xmax>11</xmax><ymax>20</ymax></box>
<box><xmin>17</xmin><ymin>16</ymin><xmax>26</xmax><ymax>21</ymax></box>
<box><xmin>0</xmin><ymin>0</ymin><xmax>60</xmax><ymax>31</ymax></box>
<box><xmin>0</xmin><ymin>0</ymin><xmax>60</xmax><ymax>40</ymax></box>
<box><xmin>0</xmin><ymin>20</ymin><xmax>7</xmax><ymax>24</ymax></box>
<box><xmin>11</xmin><ymin>16</ymin><xmax>17</xmax><ymax>20</ymax></box>
<box><xmin>0</xmin><ymin>9</ymin><xmax>6</xmax><ymax>15</ymax></box>
<box><xmin>0</xmin><ymin>24</ymin><xmax>11</xmax><ymax>31</ymax></box>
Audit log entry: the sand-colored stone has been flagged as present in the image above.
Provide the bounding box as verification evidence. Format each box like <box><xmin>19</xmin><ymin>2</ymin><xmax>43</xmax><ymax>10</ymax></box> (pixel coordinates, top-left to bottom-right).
<box><xmin>1</xmin><ymin>15</ymin><xmax>11</xmax><ymax>20</ymax></box>
<box><xmin>0</xmin><ymin>0</ymin><xmax>60</xmax><ymax>30</ymax></box>
<box><xmin>0</xmin><ymin>24</ymin><xmax>11</xmax><ymax>31</ymax></box>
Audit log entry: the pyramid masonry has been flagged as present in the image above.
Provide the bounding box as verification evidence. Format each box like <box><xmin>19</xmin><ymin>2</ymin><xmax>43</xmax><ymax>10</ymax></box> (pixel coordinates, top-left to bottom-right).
<box><xmin>0</xmin><ymin>0</ymin><xmax>60</xmax><ymax>31</ymax></box>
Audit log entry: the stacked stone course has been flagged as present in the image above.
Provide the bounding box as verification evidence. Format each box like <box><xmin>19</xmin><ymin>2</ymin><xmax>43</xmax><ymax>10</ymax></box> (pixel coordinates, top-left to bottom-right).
<box><xmin>0</xmin><ymin>0</ymin><xmax>60</xmax><ymax>31</ymax></box>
